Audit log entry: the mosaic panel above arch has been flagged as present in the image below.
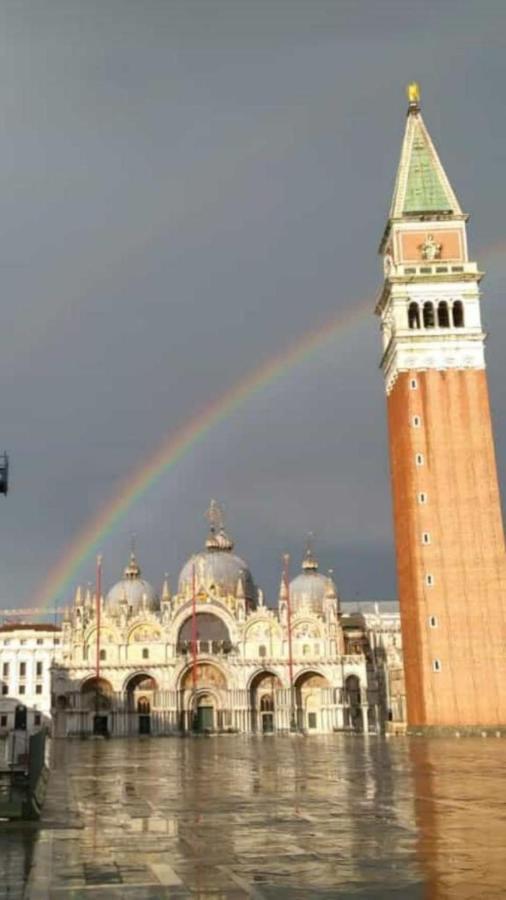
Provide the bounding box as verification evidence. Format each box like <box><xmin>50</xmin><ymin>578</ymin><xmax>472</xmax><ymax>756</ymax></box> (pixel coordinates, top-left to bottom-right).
<box><xmin>181</xmin><ymin>662</ymin><xmax>227</xmax><ymax>691</ymax></box>
<box><xmin>128</xmin><ymin>624</ymin><xmax>162</xmax><ymax>644</ymax></box>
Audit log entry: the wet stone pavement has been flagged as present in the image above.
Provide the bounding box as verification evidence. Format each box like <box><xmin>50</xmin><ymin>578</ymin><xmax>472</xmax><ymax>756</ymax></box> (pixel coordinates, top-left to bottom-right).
<box><xmin>1</xmin><ymin>734</ymin><xmax>506</xmax><ymax>898</ymax></box>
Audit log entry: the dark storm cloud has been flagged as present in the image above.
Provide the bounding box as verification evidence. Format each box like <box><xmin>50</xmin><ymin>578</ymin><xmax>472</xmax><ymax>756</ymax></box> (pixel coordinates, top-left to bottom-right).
<box><xmin>0</xmin><ymin>0</ymin><xmax>505</xmax><ymax>608</ymax></box>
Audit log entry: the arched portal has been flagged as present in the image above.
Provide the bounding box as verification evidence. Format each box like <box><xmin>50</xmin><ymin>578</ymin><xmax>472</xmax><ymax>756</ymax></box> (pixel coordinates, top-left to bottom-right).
<box><xmin>125</xmin><ymin>673</ymin><xmax>158</xmax><ymax>735</ymax></box>
<box><xmin>81</xmin><ymin>676</ymin><xmax>113</xmax><ymax>736</ymax></box>
<box><xmin>294</xmin><ymin>671</ymin><xmax>330</xmax><ymax>732</ymax></box>
<box><xmin>249</xmin><ymin>671</ymin><xmax>281</xmax><ymax>734</ymax></box>
<box><xmin>179</xmin><ymin>662</ymin><xmax>228</xmax><ymax>733</ymax></box>
<box><xmin>177</xmin><ymin>613</ymin><xmax>231</xmax><ymax>655</ymax></box>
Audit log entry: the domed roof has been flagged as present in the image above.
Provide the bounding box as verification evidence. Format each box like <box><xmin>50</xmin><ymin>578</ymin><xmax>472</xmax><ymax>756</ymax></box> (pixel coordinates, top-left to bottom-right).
<box><xmin>105</xmin><ymin>553</ymin><xmax>159</xmax><ymax>616</ymax></box>
<box><xmin>289</xmin><ymin>547</ymin><xmax>336</xmax><ymax>616</ymax></box>
<box><xmin>178</xmin><ymin>501</ymin><xmax>257</xmax><ymax>604</ymax></box>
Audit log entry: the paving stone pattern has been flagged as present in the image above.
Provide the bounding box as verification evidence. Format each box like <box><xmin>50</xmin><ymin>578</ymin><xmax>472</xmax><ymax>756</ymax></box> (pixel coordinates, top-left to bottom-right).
<box><xmin>1</xmin><ymin>734</ymin><xmax>506</xmax><ymax>898</ymax></box>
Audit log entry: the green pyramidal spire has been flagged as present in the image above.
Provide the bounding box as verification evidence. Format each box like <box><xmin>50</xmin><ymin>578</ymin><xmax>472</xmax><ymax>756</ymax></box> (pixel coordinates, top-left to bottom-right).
<box><xmin>389</xmin><ymin>84</ymin><xmax>463</xmax><ymax>219</ymax></box>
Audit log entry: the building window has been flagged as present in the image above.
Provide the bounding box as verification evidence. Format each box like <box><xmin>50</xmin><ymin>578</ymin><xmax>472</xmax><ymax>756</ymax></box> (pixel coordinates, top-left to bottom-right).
<box><xmin>99</xmin><ymin>649</ymin><xmax>106</xmax><ymax>661</ymax></box>
<box><xmin>54</xmin><ymin>639</ymin><xmax>60</xmax><ymax>645</ymax></box>
<box><xmin>422</xmin><ymin>532</ymin><xmax>431</xmax><ymax>545</ymax></box>
<box><xmin>314</xmin><ymin>643</ymin><xmax>320</xmax><ymax>656</ymax></box>
<box><xmin>303</xmin><ymin>644</ymin><xmax>310</xmax><ymax>656</ymax></box>
<box><xmin>142</xmin><ymin>648</ymin><xmax>149</xmax><ymax>660</ymax></box>
<box><xmin>408</xmin><ymin>302</ymin><xmax>421</xmax><ymax>329</ymax></box>
<box><xmin>2</xmin><ymin>662</ymin><xmax>9</xmax><ymax>678</ymax></box>
<box><xmin>35</xmin><ymin>684</ymin><xmax>43</xmax><ymax>695</ymax></box>
<box><xmin>433</xmin><ymin>659</ymin><xmax>441</xmax><ymax>672</ymax></box>
<box><xmin>423</xmin><ymin>301</ymin><xmax>435</xmax><ymax>328</ymax></box>
<box><xmin>412</xmin><ymin>415</ymin><xmax>421</xmax><ymax>427</ymax></box>
<box><xmin>438</xmin><ymin>301</ymin><xmax>450</xmax><ymax>327</ymax></box>
<box><xmin>1</xmin><ymin>684</ymin><xmax>8</xmax><ymax>695</ymax></box>
<box><xmin>19</xmin><ymin>685</ymin><xmax>26</xmax><ymax>695</ymax></box>
<box><xmin>36</xmin><ymin>639</ymin><xmax>43</xmax><ymax>646</ymax></box>
<box><xmin>410</xmin><ymin>378</ymin><xmax>418</xmax><ymax>390</ymax></box>
<box><xmin>36</xmin><ymin>662</ymin><xmax>43</xmax><ymax>677</ymax></box>
<box><xmin>429</xmin><ymin>616</ymin><xmax>438</xmax><ymax>628</ymax></box>
<box><xmin>0</xmin><ymin>715</ymin><xmax>7</xmax><ymax>727</ymax></box>
<box><xmin>426</xmin><ymin>574</ymin><xmax>434</xmax><ymax>586</ymax></box>
<box><xmin>20</xmin><ymin>639</ymin><xmax>26</xmax><ymax>646</ymax></box>
<box><xmin>453</xmin><ymin>300</ymin><xmax>464</xmax><ymax>327</ymax></box>
<box><xmin>416</xmin><ymin>453</ymin><xmax>424</xmax><ymax>466</ymax></box>
<box><xmin>418</xmin><ymin>492</ymin><xmax>427</xmax><ymax>504</ymax></box>
<box><xmin>258</xmin><ymin>645</ymin><xmax>267</xmax><ymax>658</ymax></box>
<box><xmin>34</xmin><ymin>713</ymin><xmax>42</xmax><ymax>726</ymax></box>
<box><xmin>19</xmin><ymin>662</ymin><xmax>26</xmax><ymax>678</ymax></box>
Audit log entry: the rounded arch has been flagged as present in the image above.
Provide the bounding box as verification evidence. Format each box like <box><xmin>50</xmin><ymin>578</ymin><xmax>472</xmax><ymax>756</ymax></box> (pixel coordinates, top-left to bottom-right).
<box><xmin>123</xmin><ymin>671</ymin><xmax>159</xmax><ymax>693</ymax></box>
<box><xmin>178</xmin><ymin>660</ymin><xmax>228</xmax><ymax>692</ymax></box>
<box><xmin>423</xmin><ymin>301</ymin><xmax>435</xmax><ymax>328</ymax></box>
<box><xmin>171</xmin><ymin>600</ymin><xmax>238</xmax><ymax>640</ymax></box>
<box><xmin>177</xmin><ymin>612</ymin><xmax>232</xmax><ymax>655</ymax></box>
<box><xmin>294</xmin><ymin>670</ymin><xmax>330</xmax><ymax>733</ymax></box>
<box><xmin>247</xmin><ymin>667</ymin><xmax>284</xmax><ymax>692</ymax></box>
<box><xmin>80</xmin><ymin>676</ymin><xmax>113</xmax><ymax>711</ymax></box>
<box><xmin>249</xmin><ymin>669</ymin><xmax>282</xmax><ymax>734</ymax></box>
<box><xmin>408</xmin><ymin>301</ymin><xmax>421</xmax><ymax>329</ymax></box>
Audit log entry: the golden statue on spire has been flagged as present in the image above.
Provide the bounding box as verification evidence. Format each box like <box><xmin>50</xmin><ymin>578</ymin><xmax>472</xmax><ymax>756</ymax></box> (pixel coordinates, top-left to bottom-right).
<box><xmin>407</xmin><ymin>82</ymin><xmax>421</xmax><ymax>109</ymax></box>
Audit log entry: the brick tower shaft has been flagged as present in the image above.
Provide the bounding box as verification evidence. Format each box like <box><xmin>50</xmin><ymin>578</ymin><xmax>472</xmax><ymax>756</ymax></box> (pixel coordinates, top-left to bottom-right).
<box><xmin>377</xmin><ymin>84</ymin><xmax>506</xmax><ymax>729</ymax></box>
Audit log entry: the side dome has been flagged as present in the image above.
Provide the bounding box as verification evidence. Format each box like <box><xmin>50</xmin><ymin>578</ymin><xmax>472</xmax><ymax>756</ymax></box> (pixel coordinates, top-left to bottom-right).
<box><xmin>178</xmin><ymin>501</ymin><xmax>257</xmax><ymax>605</ymax></box>
<box><xmin>289</xmin><ymin>547</ymin><xmax>336</xmax><ymax>616</ymax></box>
<box><xmin>105</xmin><ymin>553</ymin><xmax>159</xmax><ymax>616</ymax></box>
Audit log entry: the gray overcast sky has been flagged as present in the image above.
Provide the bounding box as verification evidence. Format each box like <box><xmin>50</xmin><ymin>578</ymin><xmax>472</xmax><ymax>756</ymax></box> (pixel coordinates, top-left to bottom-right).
<box><xmin>0</xmin><ymin>0</ymin><xmax>505</xmax><ymax>609</ymax></box>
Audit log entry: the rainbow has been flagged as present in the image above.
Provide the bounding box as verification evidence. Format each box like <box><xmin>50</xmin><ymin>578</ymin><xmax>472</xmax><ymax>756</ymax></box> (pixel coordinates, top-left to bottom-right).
<box><xmin>32</xmin><ymin>237</ymin><xmax>506</xmax><ymax>614</ymax></box>
<box><xmin>34</xmin><ymin>297</ymin><xmax>371</xmax><ymax>612</ymax></box>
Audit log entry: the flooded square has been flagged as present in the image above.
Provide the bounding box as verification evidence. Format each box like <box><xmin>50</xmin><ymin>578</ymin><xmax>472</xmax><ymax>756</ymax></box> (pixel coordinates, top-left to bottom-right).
<box><xmin>1</xmin><ymin>734</ymin><xmax>506</xmax><ymax>898</ymax></box>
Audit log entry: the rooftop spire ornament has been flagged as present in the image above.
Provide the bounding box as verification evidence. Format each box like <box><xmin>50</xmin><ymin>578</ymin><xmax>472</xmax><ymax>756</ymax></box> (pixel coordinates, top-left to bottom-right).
<box><xmin>407</xmin><ymin>81</ymin><xmax>421</xmax><ymax>112</ymax></box>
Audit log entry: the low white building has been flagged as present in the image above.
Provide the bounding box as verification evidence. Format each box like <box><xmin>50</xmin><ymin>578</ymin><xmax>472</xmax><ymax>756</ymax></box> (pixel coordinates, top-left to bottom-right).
<box><xmin>0</xmin><ymin>624</ymin><xmax>61</xmax><ymax>735</ymax></box>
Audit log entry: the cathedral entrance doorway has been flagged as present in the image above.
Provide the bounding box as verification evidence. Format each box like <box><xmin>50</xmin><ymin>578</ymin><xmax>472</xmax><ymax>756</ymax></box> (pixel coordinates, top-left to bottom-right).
<box><xmin>294</xmin><ymin>672</ymin><xmax>330</xmax><ymax>733</ymax></box>
<box><xmin>249</xmin><ymin>671</ymin><xmax>281</xmax><ymax>734</ymax></box>
<box><xmin>195</xmin><ymin>695</ymin><xmax>215</xmax><ymax>732</ymax></box>
<box><xmin>125</xmin><ymin>673</ymin><xmax>157</xmax><ymax>736</ymax></box>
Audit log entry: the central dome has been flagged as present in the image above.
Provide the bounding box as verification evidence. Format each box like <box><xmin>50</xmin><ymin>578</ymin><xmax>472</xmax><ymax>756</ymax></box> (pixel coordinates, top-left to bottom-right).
<box><xmin>105</xmin><ymin>553</ymin><xmax>159</xmax><ymax>616</ymax></box>
<box><xmin>178</xmin><ymin>502</ymin><xmax>257</xmax><ymax>604</ymax></box>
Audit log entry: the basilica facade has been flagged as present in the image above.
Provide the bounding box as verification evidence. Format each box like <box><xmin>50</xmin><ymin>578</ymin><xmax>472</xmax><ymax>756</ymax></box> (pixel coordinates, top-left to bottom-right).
<box><xmin>46</xmin><ymin>504</ymin><xmax>401</xmax><ymax>738</ymax></box>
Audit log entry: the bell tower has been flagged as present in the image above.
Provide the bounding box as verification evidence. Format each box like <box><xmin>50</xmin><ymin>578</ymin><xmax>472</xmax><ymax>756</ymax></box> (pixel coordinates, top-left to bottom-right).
<box><xmin>377</xmin><ymin>84</ymin><xmax>506</xmax><ymax>729</ymax></box>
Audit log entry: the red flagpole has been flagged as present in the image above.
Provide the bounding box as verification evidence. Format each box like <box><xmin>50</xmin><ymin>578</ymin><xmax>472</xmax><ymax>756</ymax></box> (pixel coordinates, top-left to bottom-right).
<box><xmin>284</xmin><ymin>553</ymin><xmax>296</xmax><ymax>730</ymax></box>
<box><xmin>96</xmin><ymin>555</ymin><xmax>102</xmax><ymax>680</ymax></box>
<box><xmin>95</xmin><ymin>555</ymin><xmax>102</xmax><ymax>719</ymax></box>
<box><xmin>191</xmin><ymin>562</ymin><xmax>198</xmax><ymax>691</ymax></box>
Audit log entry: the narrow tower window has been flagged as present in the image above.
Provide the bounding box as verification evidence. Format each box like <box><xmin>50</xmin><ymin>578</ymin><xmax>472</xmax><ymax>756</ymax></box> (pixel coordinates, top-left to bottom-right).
<box><xmin>415</xmin><ymin>453</ymin><xmax>424</xmax><ymax>466</ymax></box>
<box><xmin>412</xmin><ymin>415</ymin><xmax>421</xmax><ymax>427</ymax></box>
<box><xmin>429</xmin><ymin>616</ymin><xmax>438</xmax><ymax>628</ymax></box>
<box><xmin>423</xmin><ymin>302</ymin><xmax>435</xmax><ymax>328</ymax></box>
<box><xmin>408</xmin><ymin>302</ymin><xmax>421</xmax><ymax>329</ymax></box>
<box><xmin>426</xmin><ymin>574</ymin><xmax>435</xmax><ymax>586</ymax></box>
<box><xmin>418</xmin><ymin>492</ymin><xmax>427</xmax><ymax>504</ymax></box>
<box><xmin>453</xmin><ymin>300</ymin><xmax>464</xmax><ymax>327</ymax></box>
<box><xmin>433</xmin><ymin>659</ymin><xmax>441</xmax><ymax>672</ymax></box>
<box><xmin>438</xmin><ymin>301</ymin><xmax>450</xmax><ymax>328</ymax></box>
<box><xmin>410</xmin><ymin>378</ymin><xmax>418</xmax><ymax>390</ymax></box>
<box><xmin>422</xmin><ymin>532</ymin><xmax>431</xmax><ymax>545</ymax></box>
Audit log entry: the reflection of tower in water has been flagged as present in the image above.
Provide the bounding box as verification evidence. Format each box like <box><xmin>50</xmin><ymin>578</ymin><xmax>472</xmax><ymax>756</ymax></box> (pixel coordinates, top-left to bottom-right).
<box><xmin>409</xmin><ymin>738</ymin><xmax>506</xmax><ymax>899</ymax></box>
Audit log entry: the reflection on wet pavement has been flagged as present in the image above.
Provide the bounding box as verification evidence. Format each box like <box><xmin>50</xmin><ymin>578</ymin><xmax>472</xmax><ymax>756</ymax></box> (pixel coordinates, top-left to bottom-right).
<box><xmin>1</xmin><ymin>734</ymin><xmax>505</xmax><ymax>898</ymax></box>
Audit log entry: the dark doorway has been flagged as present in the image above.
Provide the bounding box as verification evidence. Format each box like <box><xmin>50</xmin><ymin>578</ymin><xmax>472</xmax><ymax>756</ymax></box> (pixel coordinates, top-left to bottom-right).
<box><xmin>196</xmin><ymin>705</ymin><xmax>214</xmax><ymax>732</ymax></box>
<box><xmin>93</xmin><ymin>714</ymin><xmax>108</xmax><ymax>736</ymax></box>
<box><xmin>262</xmin><ymin>713</ymin><xmax>274</xmax><ymax>733</ymax></box>
<box><xmin>138</xmin><ymin>715</ymin><xmax>151</xmax><ymax>735</ymax></box>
